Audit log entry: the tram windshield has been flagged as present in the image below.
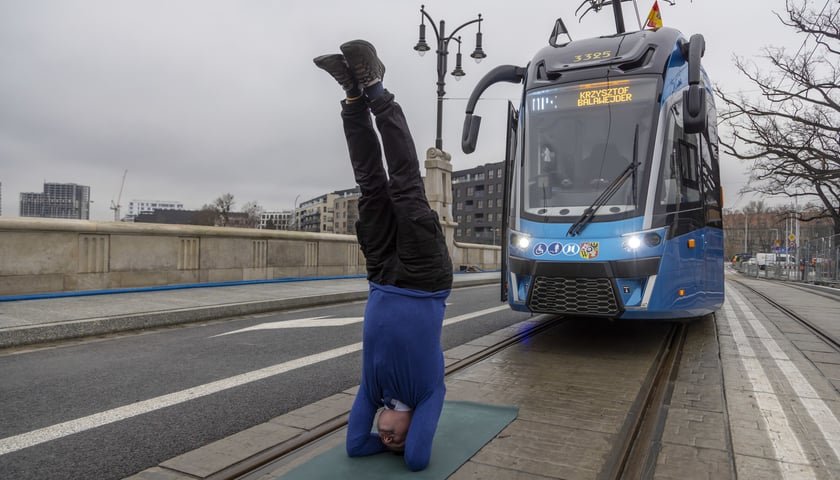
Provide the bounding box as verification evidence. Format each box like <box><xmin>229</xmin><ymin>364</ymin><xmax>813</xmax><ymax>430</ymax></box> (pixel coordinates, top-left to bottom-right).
<box><xmin>523</xmin><ymin>77</ymin><xmax>658</xmax><ymax>220</ymax></box>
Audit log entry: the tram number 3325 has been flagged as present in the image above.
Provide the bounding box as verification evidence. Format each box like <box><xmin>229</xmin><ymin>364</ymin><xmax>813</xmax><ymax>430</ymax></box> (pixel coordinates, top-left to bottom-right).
<box><xmin>573</xmin><ymin>51</ymin><xmax>612</xmax><ymax>62</ymax></box>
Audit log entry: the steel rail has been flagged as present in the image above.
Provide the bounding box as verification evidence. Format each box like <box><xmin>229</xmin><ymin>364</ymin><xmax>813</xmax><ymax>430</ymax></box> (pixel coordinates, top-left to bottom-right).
<box><xmin>598</xmin><ymin>322</ymin><xmax>688</xmax><ymax>480</ymax></box>
<box><xmin>730</xmin><ymin>278</ymin><xmax>840</xmax><ymax>353</ymax></box>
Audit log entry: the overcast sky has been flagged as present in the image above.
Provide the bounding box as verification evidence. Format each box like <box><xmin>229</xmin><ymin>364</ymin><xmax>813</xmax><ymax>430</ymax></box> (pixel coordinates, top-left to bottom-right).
<box><xmin>0</xmin><ymin>0</ymin><xmax>806</xmax><ymax>220</ymax></box>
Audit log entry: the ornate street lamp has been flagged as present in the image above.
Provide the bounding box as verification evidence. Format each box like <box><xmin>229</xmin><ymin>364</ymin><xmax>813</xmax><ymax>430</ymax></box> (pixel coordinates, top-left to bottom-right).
<box><xmin>413</xmin><ymin>5</ymin><xmax>485</xmax><ymax>152</ymax></box>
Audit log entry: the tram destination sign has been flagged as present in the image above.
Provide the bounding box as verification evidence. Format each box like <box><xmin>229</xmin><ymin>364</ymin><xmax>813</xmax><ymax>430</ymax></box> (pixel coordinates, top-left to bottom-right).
<box><xmin>529</xmin><ymin>79</ymin><xmax>650</xmax><ymax>113</ymax></box>
<box><xmin>576</xmin><ymin>80</ymin><xmax>633</xmax><ymax>107</ymax></box>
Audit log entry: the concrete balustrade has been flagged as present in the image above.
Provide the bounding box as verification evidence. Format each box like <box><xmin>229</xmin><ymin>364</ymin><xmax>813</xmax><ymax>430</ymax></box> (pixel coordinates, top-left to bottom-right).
<box><xmin>0</xmin><ymin>217</ymin><xmax>501</xmax><ymax>296</ymax></box>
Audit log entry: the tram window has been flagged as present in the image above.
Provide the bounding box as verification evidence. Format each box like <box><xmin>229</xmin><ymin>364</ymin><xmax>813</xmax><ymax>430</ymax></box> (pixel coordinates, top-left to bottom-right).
<box><xmin>700</xmin><ymin>109</ymin><xmax>723</xmax><ymax>227</ymax></box>
<box><xmin>656</xmin><ymin>108</ymin><xmax>701</xmax><ymax>211</ymax></box>
<box><xmin>678</xmin><ymin>140</ymin><xmax>701</xmax><ymax>203</ymax></box>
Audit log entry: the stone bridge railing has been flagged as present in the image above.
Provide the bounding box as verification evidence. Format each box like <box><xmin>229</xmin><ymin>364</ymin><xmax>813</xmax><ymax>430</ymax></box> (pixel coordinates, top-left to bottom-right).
<box><xmin>0</xmin><ymin>217</ymin><xmax>500</xmax><ymax>297</ymax></box>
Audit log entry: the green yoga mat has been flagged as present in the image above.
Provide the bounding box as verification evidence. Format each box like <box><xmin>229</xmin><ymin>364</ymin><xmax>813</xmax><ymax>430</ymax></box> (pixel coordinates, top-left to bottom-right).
<box><xmin>278</xmin><ymin>401</ymin><xmax>518</xmax><ymax>479</ymax></box>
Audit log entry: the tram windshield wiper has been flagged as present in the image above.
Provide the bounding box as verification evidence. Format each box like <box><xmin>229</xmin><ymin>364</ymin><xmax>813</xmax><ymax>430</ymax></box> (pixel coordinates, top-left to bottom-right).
<box><xmin>567</xmin><ymin>158</ymin><xmax>640</xmax><ymax>237</ymax></box>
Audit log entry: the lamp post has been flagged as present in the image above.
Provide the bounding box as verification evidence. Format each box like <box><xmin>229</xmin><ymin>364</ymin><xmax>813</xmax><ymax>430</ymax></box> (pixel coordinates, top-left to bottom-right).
<box><xmin>291</xmin><ymin>194</ymin><xmax>300</xmax><ymax>231</ymax></box>
<box><xmin>413</xmin><ymin>5</ymin><xmax>485</xmax><ymax>152</ymax></box>
<box><xmin>744</xmin><ymin>211</ymin><xmax>749</xmax><ymax>253</ymax></box>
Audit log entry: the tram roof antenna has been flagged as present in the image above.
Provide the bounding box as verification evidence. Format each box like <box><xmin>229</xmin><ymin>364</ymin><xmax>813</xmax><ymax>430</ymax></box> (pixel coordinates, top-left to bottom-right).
<box><xmin>575</xmin><ymin>0</ymin><xmax>641</xmax><ymax>34</ymax></box>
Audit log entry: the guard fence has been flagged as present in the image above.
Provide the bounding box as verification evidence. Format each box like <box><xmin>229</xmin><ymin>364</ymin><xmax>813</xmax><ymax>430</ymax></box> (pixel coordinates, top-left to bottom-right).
<box><xmin>735</xmin><ymin>233</ymin><xmax>840</xmax><ymax>287</ymax></box>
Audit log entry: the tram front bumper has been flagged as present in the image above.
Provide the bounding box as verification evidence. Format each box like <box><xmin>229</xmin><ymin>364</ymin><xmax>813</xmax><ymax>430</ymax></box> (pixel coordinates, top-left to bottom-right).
<box><xmin>508</xmin><ymin>256</ymin><xmax>661</xmax><ymax>317</ymax></box>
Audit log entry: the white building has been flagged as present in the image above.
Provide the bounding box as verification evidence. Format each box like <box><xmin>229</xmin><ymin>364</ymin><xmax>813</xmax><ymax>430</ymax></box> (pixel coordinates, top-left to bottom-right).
<box><xmin>259</xmin><ymin>210</ymin><xmax>294</xmax><ymax>230</ymax></box>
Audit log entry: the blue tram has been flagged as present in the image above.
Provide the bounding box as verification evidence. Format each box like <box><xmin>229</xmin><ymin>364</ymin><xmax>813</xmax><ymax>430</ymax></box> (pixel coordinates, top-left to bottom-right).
<box><xmin>461</xmin><ymin>10</ymin><xmax>724</xmax><ymax>320</ymax></box>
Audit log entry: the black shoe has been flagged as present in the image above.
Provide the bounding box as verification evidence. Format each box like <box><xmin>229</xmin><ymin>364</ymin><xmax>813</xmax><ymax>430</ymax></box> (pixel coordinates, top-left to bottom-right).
<box><xmin>340</xmin><ymin>40</ymin><xmax>386</xmax><ymax>87</ymax></box>
<box><xmin>313</xmin><ymin>54</ymin><xmax>357</xmax><ymax>92</ymax></box>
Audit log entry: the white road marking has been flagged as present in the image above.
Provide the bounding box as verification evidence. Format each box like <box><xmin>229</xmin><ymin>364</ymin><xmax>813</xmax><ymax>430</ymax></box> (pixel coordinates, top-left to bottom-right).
<box><xmin>729</xmin><ymin>288</ymin><xmax>840</xmax><ymax>464</ymax></box>
<box><xmin>0</xmin><ymin>305</ymin><xmax>510</xmax><ymax>456</ymax></box>
<box><xmin>213</xmin><ymin>304</ymin><xmax>510</xmax><ymax>338</ymax></box>
<box><xmin>0</xmin><ymin>342</ymin><xmax>362</xmax><ymax>456</ymax></box>
<box><xmin>722</xmin><ymin>299</ymin><xmax>816</xmax><ymax>478</ymax></box>
<box><xmin>443</xmin><ymin>305</ymin><xmax>509</xmax><ymax>326</ymax></box>
<box><xmin>213</xmin><ymin>316</ymin><xmax>364</xmax><ymax>336</ymax></box>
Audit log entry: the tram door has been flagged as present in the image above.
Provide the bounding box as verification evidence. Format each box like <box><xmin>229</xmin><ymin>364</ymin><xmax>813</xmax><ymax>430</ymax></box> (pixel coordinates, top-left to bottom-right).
<box><xmin>657</xmin><ymin>102</ymin><xmax>706</xmax><ymax>302</ymax></box>
<box><xmin>501</xmin><ymin>101</ymin><xmax>518</xmax><ymax>302</ymax></box>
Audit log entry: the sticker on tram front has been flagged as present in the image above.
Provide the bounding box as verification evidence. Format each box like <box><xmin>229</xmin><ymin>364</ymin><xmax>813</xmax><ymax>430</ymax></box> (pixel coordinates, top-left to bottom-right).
<box><xmin>562</xmin><ymin>243</ymin><xmax>580</xmax><ymax>256</ymax></box>
<box><xmin>533</xmin><ymin>243</ymin><xmax>548</xmax><ymax>256</ymax></box>
<box><xmin>580</xmin><ymin>242</ymin><xmax>600</xmax><ymax>259</ymax></box>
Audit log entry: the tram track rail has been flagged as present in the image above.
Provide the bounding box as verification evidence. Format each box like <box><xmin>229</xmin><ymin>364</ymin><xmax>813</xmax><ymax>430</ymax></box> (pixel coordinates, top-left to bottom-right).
<box><xmin>730</xmin><ymin>278</ymin><xmax>840</xmax><ymax>353</ymax></box>
<box><xmin>598</xmin><ymin>322</ymin><xmax>688</xmax><ymax>480</ymax></box>
<box><xmin>205</xmin><ymin>314</ymin><xmax>567</xmax><ymax>480</ymax></box>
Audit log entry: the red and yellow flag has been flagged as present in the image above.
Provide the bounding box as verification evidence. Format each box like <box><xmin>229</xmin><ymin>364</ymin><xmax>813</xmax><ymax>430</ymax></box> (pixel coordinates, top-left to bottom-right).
<box><xmin>645</xmin><ymin>1</ymin><xmax>663</xmax><ymax>30</ymax></box>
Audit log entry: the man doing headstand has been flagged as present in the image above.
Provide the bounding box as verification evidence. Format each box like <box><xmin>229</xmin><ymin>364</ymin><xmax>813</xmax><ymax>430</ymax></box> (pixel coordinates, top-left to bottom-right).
<box><xmin>314</xmin><ymin>40</ymin><xmax>453</xmax><ymax>472</ymax></box>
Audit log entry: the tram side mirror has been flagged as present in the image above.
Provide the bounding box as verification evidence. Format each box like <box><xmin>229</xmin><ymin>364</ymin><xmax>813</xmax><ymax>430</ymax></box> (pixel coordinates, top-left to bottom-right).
<box><xmin>462</xmin><ymin>114</ymin><xmax>482</xmax><ymax>154</ymax></box>
<box><xmin>682</xmin><ymin>33</ymin><xmax>707</xmax><ymax>134</ymax></box>
<box><xmin>683</xmin><ymin>87</ymin><xmax>706</xmax><ymax>134</ymax></box>
<box><xmin>462</xmin><ymin>65</ymin><xmax>526</xmax><ymax>154</ymax></box>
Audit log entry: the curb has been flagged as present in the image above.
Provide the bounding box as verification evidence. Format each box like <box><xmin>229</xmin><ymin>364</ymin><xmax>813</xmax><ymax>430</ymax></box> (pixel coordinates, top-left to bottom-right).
<box><xmin>0</xmin><ymin>276</ymin><xmax>498</xmax><ymax>349</ymax></box>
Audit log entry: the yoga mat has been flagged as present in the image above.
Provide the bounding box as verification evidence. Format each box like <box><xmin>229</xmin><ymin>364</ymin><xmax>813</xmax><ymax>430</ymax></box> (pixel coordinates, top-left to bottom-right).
<box><xmin>278</xmin><ymin>401</ymin><xmax>518</xmax><ymax>479</ymax></box>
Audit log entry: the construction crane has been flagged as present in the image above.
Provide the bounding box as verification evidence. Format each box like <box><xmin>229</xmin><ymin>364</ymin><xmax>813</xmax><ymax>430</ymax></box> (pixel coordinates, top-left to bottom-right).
<box><xmin>110</xmin><ymin>169</ymin><xmax>127</xmax><ymax>222</ymax></box>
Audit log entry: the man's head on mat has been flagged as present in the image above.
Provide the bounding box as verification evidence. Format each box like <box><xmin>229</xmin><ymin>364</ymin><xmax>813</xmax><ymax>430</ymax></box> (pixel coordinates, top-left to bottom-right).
<box><xmin>377</xmin><ymin>409</ymin><xmax>412</xmax><ymax>451</ymax></box>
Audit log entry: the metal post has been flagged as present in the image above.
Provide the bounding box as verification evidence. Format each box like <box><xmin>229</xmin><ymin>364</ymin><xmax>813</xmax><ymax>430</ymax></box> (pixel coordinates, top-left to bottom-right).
<box><xmin>612</xmin><ymin>0</ymin><xmax>626</xmax><ymax>33</ymax></box>
<box><xmin>744</xmin><ymin>212</ymin><xmax>748</xmax><ymax>253</ymax></box>
<box><xmin>292</xmin><ymin>194</ymin><xmax>300</xmax><ymax>231</ymax></box>
<box><xmin>435</xmin><ymin>20</ymin><xmax>446</xmax><ymax>151</ymax></box>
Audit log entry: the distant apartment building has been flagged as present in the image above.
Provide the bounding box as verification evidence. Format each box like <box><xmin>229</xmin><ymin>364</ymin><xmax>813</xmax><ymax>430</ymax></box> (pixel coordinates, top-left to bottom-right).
<box><xmin>126</xmin><ymin>199</ymin><xmax>184</xmax><ymax>221</ymax></box>
<box><xmin>451</xmin><ymin>162</ymin><xmax>505</xmax><ymax>245</ymax></box>
<box><xmin>297</xmin><ymin>194</ymin><xmax>334</xmax><ymax>233</ymax></box>
<box><xmin>333</xmin><ymin>187</ymin><xmax>360</xmax><ymax>235</ymax></box>
<box><xmin>19</xmin><ymin>182</ymin><xmax>90</xmax><ymax>220</ymax></box>
<box><xmin>296</xmin><ymin>187</ymin><xmax>360</xmax><ymax>234</ymax></box>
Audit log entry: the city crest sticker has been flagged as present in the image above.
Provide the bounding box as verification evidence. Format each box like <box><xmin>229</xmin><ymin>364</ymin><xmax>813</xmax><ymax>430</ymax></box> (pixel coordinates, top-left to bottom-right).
<box><xmin>580</xmin><ymin>241</ymin><xmax>600</xmax><ymax>259</ymax></box>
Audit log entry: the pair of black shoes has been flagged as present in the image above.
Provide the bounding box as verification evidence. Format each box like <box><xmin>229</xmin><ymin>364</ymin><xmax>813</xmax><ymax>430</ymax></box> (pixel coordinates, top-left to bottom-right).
<box><xmin>313</xmin><ymin>40</ymin><xmax>386</xmax><ymax>92</ymax></box>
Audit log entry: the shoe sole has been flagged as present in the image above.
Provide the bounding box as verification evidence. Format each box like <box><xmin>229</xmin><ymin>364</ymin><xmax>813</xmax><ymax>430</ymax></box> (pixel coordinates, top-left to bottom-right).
<box><xmin>313</xmin><ymin>54</ymin><xmax>356</xmax><ymax>90</ymax></box>
<box><xmin>340</xmin><ymin>40</ymin><xmax>385</xmax><ymax>86</ymax></box>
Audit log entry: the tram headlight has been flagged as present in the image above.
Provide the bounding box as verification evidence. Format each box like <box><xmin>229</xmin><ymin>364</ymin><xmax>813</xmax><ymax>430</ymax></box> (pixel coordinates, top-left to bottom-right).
<box><xmin>621</xmin><ymin>230</ymin><xmax>663</xmax><ymax>251</ymax></box>
<box><xmin>511</xmin><ymin>232</ymin><xmax>531</xmax><ymax>250</ymax></box>
<box><xmin>623</xmin><ymin>236</ymin><xmax>642</xmax><ymax>250</ymax></box>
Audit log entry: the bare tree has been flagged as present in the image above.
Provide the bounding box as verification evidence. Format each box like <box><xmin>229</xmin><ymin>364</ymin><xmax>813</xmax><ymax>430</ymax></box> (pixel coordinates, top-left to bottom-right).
<box><xmin>208</xmin><ymin>193</ymin><xmax>235</xmax><ymax>226</ymax></box>
<box><xmin>241</xmin><ymin>200</ymin><xmax>263</xmax><ymax>228</ymax></box>
<box><xmin>715</xmin><ymin>0</ymin><xmax>840</xmax><ymax>233</ymax></box>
